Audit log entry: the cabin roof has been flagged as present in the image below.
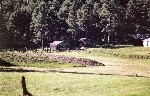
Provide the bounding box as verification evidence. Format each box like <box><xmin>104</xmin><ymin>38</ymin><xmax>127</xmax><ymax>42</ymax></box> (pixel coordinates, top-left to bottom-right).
<box><xmin>52</xmin><ymin>41</ymin><xmax>64</xmax><ymax>45</ymax></box>
<box><xmin>132</xmin><ymin>34</ymin><xmax>150</xmax><ymax>40</ymax></box>
<box><xmin>143</xmin><ymin>38</ymin><xmax>150</xmax><ymax>41</ymax></box>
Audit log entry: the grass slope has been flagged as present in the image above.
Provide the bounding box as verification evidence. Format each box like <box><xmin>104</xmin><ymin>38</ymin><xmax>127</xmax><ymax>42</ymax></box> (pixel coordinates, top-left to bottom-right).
<box><xmin>1</xmin><ymin>46</ymin><xmax>150</xmax><ymax>96</ymax></box>
<box><xmin>55</xmin><ymin>47</ymin><xmax>150</xmax><ymax>70</ymax></box>
<box><xmin>56</xmin><ymin>46</ymin><xmax>150</xmax><ymax>58</ymax></box>
<box><xmin>0</xmin><ymin>72</ymin><xmax>150</xmax><ymax>96</ymax></box>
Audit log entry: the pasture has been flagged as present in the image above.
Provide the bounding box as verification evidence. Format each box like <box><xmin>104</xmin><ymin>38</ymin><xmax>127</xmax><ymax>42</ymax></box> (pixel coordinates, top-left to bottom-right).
<box><xmin>0</xmin><ymin>46</ymin><xmax>150</xmax><ymax>96</ymax></box>
<box><xmin>1</xmin><ymin>72</ymin><xmax>150</xmax><ymax>96</ymax></box>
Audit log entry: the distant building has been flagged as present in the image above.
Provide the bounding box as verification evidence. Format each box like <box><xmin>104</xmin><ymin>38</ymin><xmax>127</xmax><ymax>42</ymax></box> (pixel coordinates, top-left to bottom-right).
<box><xmin>132</xmin><ymin>34</ymin><xmax>150</xmax><ymax>46</ymax></box>
<box><xmin>132</xmin><ymin>34</ymin><xmax>150</xmax><ymax>40</ymax></box>
<box><xmin>143</xmin><ymin>38</ymin><xmax>150</xmax><ymax>47</ymax></box>
<box><xmin>50</xmin><ymin>41</ymin><xmax>68</xmax><ymax>51</ymax></box>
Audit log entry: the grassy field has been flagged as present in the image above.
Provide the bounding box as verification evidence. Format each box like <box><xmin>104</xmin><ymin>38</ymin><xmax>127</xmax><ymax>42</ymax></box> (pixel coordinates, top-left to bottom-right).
<box><xmin>51</xmin><ymin>46</ymin><xmax>150</xmax><ymax>77</ymax></box>
<box><xmin>56</xmin><ymin>46</ymin><xmax>150</xmax><ymax>58</ymax></box>
<box><xmin>55</xmin><ymin>46</ymin><xmax>150</xmax><ymax>66</ymax></box>
<box><xmin>0</xmin><ymin>72</ymin><xmax>150</xmax><ymax>96</ymax></box>
<box><xmin>1</xmin><ymin>46</ymin><xmax>150</xmax><ymax>96</ymax></box>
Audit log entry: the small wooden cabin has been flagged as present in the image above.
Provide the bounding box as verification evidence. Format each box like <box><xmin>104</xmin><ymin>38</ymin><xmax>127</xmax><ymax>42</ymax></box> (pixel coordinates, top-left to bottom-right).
<box><xmin>50</xmin><ymin>41</ymin><xmax>68</xmax><ymax>51</ymax></box>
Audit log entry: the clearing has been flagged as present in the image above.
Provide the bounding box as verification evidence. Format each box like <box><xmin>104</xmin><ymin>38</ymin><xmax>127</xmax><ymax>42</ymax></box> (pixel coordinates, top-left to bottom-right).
<box><xmin>1</xmin><ymin>46</ymin><xmax>150</xmax><ymax>96</ymax></box>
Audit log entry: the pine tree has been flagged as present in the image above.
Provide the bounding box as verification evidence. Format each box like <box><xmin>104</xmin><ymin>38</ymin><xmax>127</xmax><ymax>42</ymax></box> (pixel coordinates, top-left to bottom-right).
<box><xmin>76</xmin><ymin>0</ymin><xmax>94</xmax><ymax>38</ymax></box>
<box><xmin>126</xmin><ymin>0</ymin><xmax>149</xmax><ymax>27</ymax></box>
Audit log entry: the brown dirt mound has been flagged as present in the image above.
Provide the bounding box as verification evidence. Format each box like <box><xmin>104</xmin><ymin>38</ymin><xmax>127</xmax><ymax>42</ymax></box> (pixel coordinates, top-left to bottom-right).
<box><xmin>47</xmin><ymin>55</ymin><xmax>105</xmax><ymax>66</ymax></box>
<box><xmin>0</xmin><ymin>52</ymin><xmax>104</xmax><ymax>66</ymax></box>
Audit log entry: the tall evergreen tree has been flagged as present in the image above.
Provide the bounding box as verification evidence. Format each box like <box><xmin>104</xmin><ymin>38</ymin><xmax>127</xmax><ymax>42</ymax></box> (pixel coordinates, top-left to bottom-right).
<box><xmin>126</xmin><ymin>0</ymin><xmax>150</xmax><ymax>27</ymax></box>
<box><xmin>76</xmin><ymin>0</ymin><xmax>94</xmax><ymax>38</ymax></box>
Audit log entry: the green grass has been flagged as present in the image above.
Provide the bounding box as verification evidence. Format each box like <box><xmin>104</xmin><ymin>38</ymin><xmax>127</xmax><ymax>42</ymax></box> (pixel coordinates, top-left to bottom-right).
<box><xmin>64</xmin><ymin>46</ymin><xmax>150</xmax><ymax>57</ymax></box>
<box><xmin>1</xmin><ymin>46</ymin><xmax>150</xmax><ymax>96</ymax></box>
<box><xmin>0</xmin><ymin>72</ymin><xmax>150</xmax><ymax>96</ymax></box>
<box><xmin>56</xmin><ymin>46</ymin><xmax>150</xmax><ymax>62</ymax></box>
<box><xmin>10</xmin><ymin>61</ymin><xmax>86</xmax><ymax>68</ymax></box>
<box><xmin>53</xmin><ymin>46</ymin><xmax>150</xmax><ymax>73</ymax></box>
<box><xmin>89</xmin><ymin>47</ymin><xmax>150</xmax><ymax>58</ymax></box>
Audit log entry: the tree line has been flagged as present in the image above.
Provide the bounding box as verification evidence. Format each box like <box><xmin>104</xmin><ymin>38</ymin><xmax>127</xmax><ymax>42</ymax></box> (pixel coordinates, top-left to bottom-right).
<box><xmin>0</xmin><ymin>0</ymin><xmax>150</xmax><ymax>49</ymax></box>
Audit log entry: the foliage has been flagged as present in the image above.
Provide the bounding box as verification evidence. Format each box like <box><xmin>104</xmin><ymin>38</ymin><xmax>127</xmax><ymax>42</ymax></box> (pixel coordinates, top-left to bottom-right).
<box><xmin>1</xmin><ymin>0</ymin><xmax>150</xmax><ymax>49</ymax></box>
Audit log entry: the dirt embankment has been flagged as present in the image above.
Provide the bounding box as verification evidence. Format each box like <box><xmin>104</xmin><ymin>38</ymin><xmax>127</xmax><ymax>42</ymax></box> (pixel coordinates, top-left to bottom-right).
<box><xmin>47</xmin><ymin>54</ymin><xmax>104</xmax><ymax>66</ymax></box>
<box><xmin>0</xmin><ymin>52</ymin><xmax>104</xmax><ymax>66</ymax></box>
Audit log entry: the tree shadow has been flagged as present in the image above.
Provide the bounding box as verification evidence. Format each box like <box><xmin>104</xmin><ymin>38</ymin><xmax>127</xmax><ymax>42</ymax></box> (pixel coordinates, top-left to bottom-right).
<box><xmin>108</xmin><ymin>45</ymin><xmax>133</xmax><ymax>49</ymax></box>
<box><xmin>21</xmin><ymin>76</ymin><xmax>33</xmax><ymax>96</ymax></box>
<box><xmin>0</xmin><ymin>58</ymin><xmax>17</xmax><ymax>67</ymax></box>
<box><xmin>0</xmin><ymin>67</ymin><xmax>41</xmax><ymax>72</ymax></box>
<box><xmin>99</xmin><ymin>45</ymin><xmax>133</xmax><ymax>49</ymax></box>
<box><xmin>0</xmin><ymin>58</ymin><xmax>42</xmax><ymax>72</ymax></box>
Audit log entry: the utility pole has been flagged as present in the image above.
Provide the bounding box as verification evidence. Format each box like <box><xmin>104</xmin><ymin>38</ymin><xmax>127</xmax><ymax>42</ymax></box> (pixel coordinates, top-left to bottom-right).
<box><xmin>108</xmin><ymin>0</ymin><xmax>112</xmax><ymax>45</ymax></box>
<box><xmin>0</xmin><ymin>0</ymin><xmax>2</xmax><ymax>30</ymax></box>
<box><xmin>41</xmin><ymin>35</ymin><xmax>44</xmax><ymax>50</ymax></box>
<box><xmin>108</xmin><ymin>0</ymin><xmax>114</xmax><ymax>45</ymax></box>
<box><xmin>0</xmin><ymin>0</ymin><xmax>3</xmax><ymax>48</ymax></box>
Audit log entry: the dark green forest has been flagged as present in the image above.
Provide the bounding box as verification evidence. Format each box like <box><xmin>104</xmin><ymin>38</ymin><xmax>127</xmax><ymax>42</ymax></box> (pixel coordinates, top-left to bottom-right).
<box><xmin>0</xmin><ymin>0</ymin><xmax>150</xmax><ymax>49</ymax></box>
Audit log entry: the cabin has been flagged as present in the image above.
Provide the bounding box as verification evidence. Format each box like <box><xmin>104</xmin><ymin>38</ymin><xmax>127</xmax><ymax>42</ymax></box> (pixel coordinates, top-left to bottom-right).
<box><xmin>143</xmin><ymin>38</ymin><xmax>150</xmax><ymax>47</ymax></box>
<box><xmin>132</xmin><ymin>34</ymin><xmax>150</xmax><ymax>46</ymax></box>
<box><xmin>50</xmin><ymin>41</ymin><xmax>69</xmax><ymax>51</ymax></box>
